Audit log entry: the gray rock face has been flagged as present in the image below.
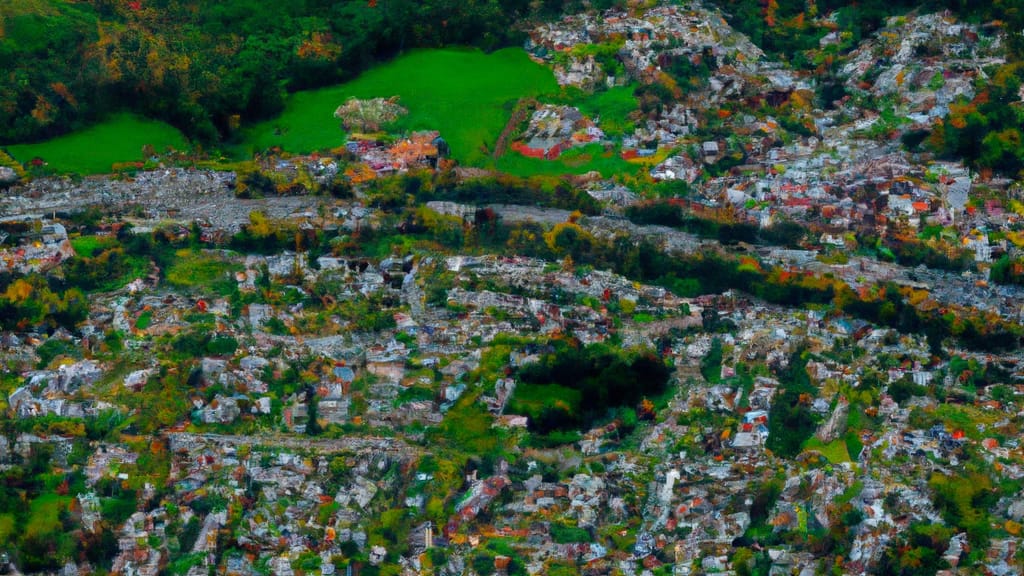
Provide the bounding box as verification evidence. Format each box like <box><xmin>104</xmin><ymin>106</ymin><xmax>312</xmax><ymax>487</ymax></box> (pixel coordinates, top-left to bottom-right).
<box><xmin>0</xmin><ymin>166</ymin><xmax>19</xmax><ymax>186</ymax></box>
<box><xmin>1008</xmin><ymin>498</ymin><xmax>1024</xmax><ymax>521</ymax></box>
<box><xmin>815</xmin><ymin>398</ymin><xmax>849</xmax><ymax>444</ymax></box>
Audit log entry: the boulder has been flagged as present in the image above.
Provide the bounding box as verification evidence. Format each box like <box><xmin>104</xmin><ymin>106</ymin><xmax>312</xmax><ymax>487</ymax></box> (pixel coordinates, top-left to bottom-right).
<box><xmin>0</xmin><ymin>166</ymin><xmax>19</xmax><ymax>186</ymax></box>
<box><xmin>1008</xmin><ymin>498</ymin><xmax>1024</xmax><ymax>521</ymax></box>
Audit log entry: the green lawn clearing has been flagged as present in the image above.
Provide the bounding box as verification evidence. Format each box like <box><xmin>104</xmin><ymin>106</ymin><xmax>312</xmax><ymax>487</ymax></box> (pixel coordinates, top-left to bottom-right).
<box><xmin>803</xmin><ymin>436</ymin><xmax>852</xmax><ymax>463</ymax></box>
<box><xmin>571</xmin><ymin>84</ymin><xmax>639</xmax><ymax>138</ymax></box>
<box><xmin>506</xmin><ymin>382</ymin><xmax>582</xmax><ymax>421</ymax></box>
<box><xmin>5</xmin><ymin>112</ymin><xmax>187</xmax><ymax>175</ymax></box>
<box><xmin>70</xmin><ymin>235</ymin><xmax>118</xmax><ymax>258</ymax></box>
<box><xmin>0</xmin><ymin>513</ymin><xmax>15</xmax><ymax>545</ymax></box>
<box><xmin>25</xmin><ymin>493</ymin><xmax>70</xmax><ymax>537</ymax></box>
<box><xmin>496</xmin><ymin>143</ymin><xmax>654</xmax><ymax>178</ymax></box>
<box><xmin>240</xmin><ymin>47</ymin><xmax>558</xmax><ymax>166</ymax></box>
<box><xmin>165</xmin><ymin>249</ymin><xmax>242</xmax><ymax>290</ymax></box>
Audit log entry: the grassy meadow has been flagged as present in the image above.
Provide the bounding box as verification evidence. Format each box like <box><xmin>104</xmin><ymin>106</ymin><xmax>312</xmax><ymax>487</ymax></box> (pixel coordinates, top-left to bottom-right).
<box><xmin>5</xmin><ymin>113</ymin><xmax>187</xmax><ymax>174</ymax></box>
<box><xmin>803</xmin><ymin>436</ymin><xmax>853</xmax><ymax>463</ymax></box>
<box><xmin>571</xmin><ymin>84</ymin><xmax>639</xmax><ymax>138</ymax></box>
<box><xmin>165</xmin><ymin>249</ymin><xmax>243</xmax><ymax>292</ymax></box>
<box><xmin>69</xmin><ymin>235</ymin><xmax>118</xmax><ymax>258</ymax></box>
<box><xmin>496</xmin><ymin>143</ymin><xmax>660</xmax><ymax>178</ymax></box>
<box><xmin>240</xmin><ymin>47</ymin><xmax>559</xmax><ymax>166</ymax></box>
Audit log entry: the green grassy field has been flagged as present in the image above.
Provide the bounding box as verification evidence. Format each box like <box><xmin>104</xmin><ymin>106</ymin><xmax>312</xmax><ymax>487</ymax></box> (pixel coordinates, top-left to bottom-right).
<box><xmin>803</xmin><ymin>436</ymin><xmax>852</xmax><ymax>463</ymax></box>
<box><xmin>432</xmin><ymin>394</ymin><xmax>499</xmax><ymax>454</ymax></box>
<box><xmin>165</xmin><ymin>249</ymin><xmax>242</xmax><ymax>290</ymax></box>
<box><xmin>571</xmin><ymin>84</ymin><xmax>639</xmax><ymax>137</ymax></box>
<box><xmin>4</xmin><ymin>49</ymin><xmax>641</xmax><ymax>177</ymax></box>
<box><xmin>70</xmin><ymin>235</ymin><xmax>118</xmax><ymax>258</ymax></box>
<box><xmin>5</xmin><ymin>113</ymin><xmax>188</xmax><ymax>174</ymax></box>
<box><xmin>240</xmin><ymin>47</ymin><xmax>558</xmax><ymax>166</ymax></box>
<box><xmin>507</xmin><ymin>382</ymin><xmax>582</xmax><ymax>418</ymax></box>
<box><xmin>496</xmin><ymin>143</ymin><xmax>655</xmax><ymax>178</ymax></box>
<box><xmin>25</xmin><ymin>493</ymin><xmax>70</xmax><ymax>537</ymax></box>
<box><xmin>0</xmin><ymin>513</ymin><xmax>14</xmax><ymax>545</ymax></box>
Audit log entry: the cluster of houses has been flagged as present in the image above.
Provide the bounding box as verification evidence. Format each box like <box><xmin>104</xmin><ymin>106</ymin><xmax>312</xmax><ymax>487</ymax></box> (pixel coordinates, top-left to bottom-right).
<box><xmin>6</xmin><ymin>217</ymin><xmax>1024</xmax><ymax>575</ymax></box>
<box><xmin>522</xmin><ymin>3</ymin><xmax>1024</xmax><ymax>297</ymax></box>
<box><xmin>511</xmin><ymin>105</ymin><xmax>605</xmax><ymax>160</ymax></box>
<box><xmin>839</xmin><ymin>12</ymin><xmax>1000</xmax><ymax>110</ymax></box>
<box><xmin>4</xmin><ymin>3</ymin><xmax>1024</xmax><ymax>575</ymax></box>
<box><xmin>526</xmin><ymin>4</ymin><xmax>765</xmax><ymax>87</ymax></box>
<box><xmin>343</xmin><ymin>131</ymin><xmax>448</xmax><ymax>183</ymax></box>
<box><xmin>0</xmin><ymin>219</ymin><xmax>74</xmax><ymax>274</ymax></box>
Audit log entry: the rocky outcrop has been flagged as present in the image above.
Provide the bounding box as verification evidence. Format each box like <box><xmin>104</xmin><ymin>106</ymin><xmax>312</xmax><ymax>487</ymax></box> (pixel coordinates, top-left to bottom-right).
<box><xmin>0</xmin><ymin>166</ymin><xmax>19</xmax><ymax>187</ymax></box>
<box><xmin>815</xmin><ymin>397</ymin><xmax>849</xmax><ymax>443</ymax></box>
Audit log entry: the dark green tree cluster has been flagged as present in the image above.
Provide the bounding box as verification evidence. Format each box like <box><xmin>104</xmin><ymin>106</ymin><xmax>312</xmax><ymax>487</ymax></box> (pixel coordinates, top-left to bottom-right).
<box><xmin>874</xmin><ymin>522</ymin><xmax>954</xmax><ymax>576</ymax></box>
<box><xmin>171</xmin><ymin>330</ymin><xmax>238</xmax><ymax>358</ymax></box>
<box><xmin>929</xmin><ymin>471</ymin><xmax>997</xmax><ymax>549</ymax></box>
<box><xmin>858</xmin><ymin>233</ymin><xmax>975</xmax><ymax>272</ymax></box>
<box><xmin>512</xmin><ymin>341</ymin><xmax>670</xmax><ymax>434</ymax></box>
<box><xmin>765</xmin><ymin>350</ymin><xmax>817</xmax><ymax>458</ymax></box>
<box><xmin>0</xmin><ymin>274</ymin><xmax>89</xmax><ymax>332</ymax></box>
<box><xmin>626</xmin><ymin>201</ymin><xmax>804</xmax><ymax>247</ymax></box>
<box><xmin>661</xmin><ymin>48</ymin><xmax>717</xmax><ymax>92</ymax></box>
<box><xmin>63</xmin><ymin>247</ymin><xmax>137</xmax><ymax>292</ymax></box>
<box><xmin>700</xmin><ymin>337</ymin><xmax>724</xmax><ymax>383</ymax></box>
<box><xmin>886</xmin><ymin>377</ymin><xmax>928</xmax><ymax>405</ymax></box>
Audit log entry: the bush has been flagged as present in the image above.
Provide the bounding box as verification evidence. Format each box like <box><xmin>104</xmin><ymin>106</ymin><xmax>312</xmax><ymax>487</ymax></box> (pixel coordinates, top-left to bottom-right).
<box><xmin>206</xmin><ymin>336</ymin><xmax>238</xmax><ymax>356</ymax></box>
<box><xmin>844</xmin><ymin>432</ymin><xmax>863</xmax><ymax>461</ymax></box>
<box><xmin>841</xmin><ymin>508</ymin><xmax>864</xmax><ymax>527</ymax></box>
<box><xmin>35</xmin><ymin>338</ymin><xmax>79</xmax><ymax>369</ymax></box>
<box><xmin>551</xmin><ymin>523</ymin><xmax>592</xmax><ymax>543</ymax></box>
<box><xmin>101</xmin><ymin>493</ymin><xmax>138</xmax><ymax>525</ymax></box>
<box><xmin>887</xmin><ymin>378</ymin><xmax>926</xmax><ymax>405</ymax></box>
